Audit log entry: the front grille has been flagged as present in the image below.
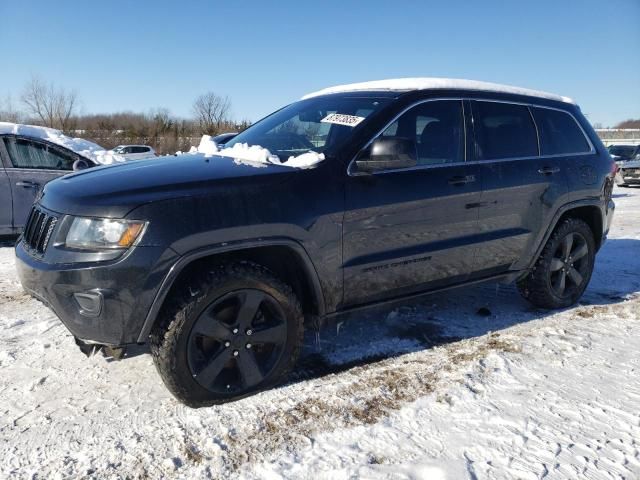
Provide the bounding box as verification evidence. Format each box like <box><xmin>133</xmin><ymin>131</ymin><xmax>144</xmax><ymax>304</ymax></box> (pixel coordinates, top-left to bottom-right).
<box><xmin>22</xmin><ymin>206</ymin><xmax>58</xmax><ymax>255</ymax></box>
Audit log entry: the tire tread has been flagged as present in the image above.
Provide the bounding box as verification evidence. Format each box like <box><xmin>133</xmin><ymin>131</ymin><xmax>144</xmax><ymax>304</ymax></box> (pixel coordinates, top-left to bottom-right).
<box><xmin>150</xmin><ymin>261</ymin><xmax>304</xmax><ymax>407</ymax></box>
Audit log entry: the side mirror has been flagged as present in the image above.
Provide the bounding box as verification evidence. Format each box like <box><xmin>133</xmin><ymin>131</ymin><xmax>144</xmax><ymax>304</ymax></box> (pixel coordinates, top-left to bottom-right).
<box><xmin>355</xmin><ymin>137</ymin><xmax>417</xmax><ymax>174</ymax></box>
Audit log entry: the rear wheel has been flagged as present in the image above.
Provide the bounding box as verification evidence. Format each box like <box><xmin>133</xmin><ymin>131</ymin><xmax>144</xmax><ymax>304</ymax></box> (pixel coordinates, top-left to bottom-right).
<box><xmin>517</xmin><ymin>218</ymin><xmax>595</xmax><ymax>309</ymax></box>
<box><xmin>150</xmin><ymin>262</ymin><xmax>304</xmax><ymax>407</ymax></box>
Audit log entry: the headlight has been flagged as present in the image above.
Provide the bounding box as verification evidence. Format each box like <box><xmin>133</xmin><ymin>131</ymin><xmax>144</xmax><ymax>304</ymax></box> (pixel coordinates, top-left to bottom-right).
<box><xmin>65</xmin><ymin>217</ymin><xmax>147</xmax><ymax>250</ymax></box>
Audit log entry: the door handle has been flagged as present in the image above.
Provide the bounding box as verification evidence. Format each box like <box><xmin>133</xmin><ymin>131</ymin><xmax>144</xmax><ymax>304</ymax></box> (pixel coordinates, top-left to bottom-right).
<box><xmin>16</xmin><ymin>181</ymin><xmax>40</xmax><ymax>189</ymax></box>
<box><xmin>538</xmin><ymin>166</ymin><xmax>560</xmax><ymax>175</ymax></box>
<box><xmin>448</xmin><ymin>175</ymin><xmax>476</xmax><ymax>186</ymax></box>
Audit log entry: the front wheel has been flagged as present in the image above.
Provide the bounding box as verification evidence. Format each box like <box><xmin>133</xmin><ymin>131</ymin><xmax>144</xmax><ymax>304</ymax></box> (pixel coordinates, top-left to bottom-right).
<box><xmin>518</xmin><ymin>218</ymin><xmax>595</xmax><ymax>309</ymax></box>
<box><xmin>150</xmin><ymin>262</ymin><xmax>304</xmax><ymax>407</ymax></box>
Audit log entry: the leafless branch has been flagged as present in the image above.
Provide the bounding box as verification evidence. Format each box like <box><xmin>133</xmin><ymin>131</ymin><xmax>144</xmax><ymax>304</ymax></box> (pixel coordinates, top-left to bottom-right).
<box><xmin>20</xmin><ymin>76</ymin><xmax>80</xmax><ymax>132</ymax></box>
<box><xmin>192</xmin><ymin>92</ymin><xmax>231</xmax><ymax>135</ymax></box>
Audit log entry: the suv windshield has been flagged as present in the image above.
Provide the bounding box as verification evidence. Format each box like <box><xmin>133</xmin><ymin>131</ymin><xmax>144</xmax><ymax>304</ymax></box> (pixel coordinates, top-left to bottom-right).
<box><xmin>224</xmin><ymin>95</ymin><xmax>392</xmax><ymax>162</ymax></box>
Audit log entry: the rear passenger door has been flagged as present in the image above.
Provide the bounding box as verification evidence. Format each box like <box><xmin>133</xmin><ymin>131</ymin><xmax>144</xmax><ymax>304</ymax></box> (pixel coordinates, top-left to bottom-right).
<box><xmin>343</xmin><ymin>99</ymin><xmax>483</xmax><ymax>306</ymax></box>
<box><xmin>2</xmin><ymin>136</ymin><xmax>77</xmax><ymax>229</ymax></box>
<box><xmin>530</xmin><ymin>106</ymin><xmax>596</xmax><ymax>202</ymax></box>
<box><xmin>471</xmin><ymin>100</ymin><xmax>570</xmax><ymax>276</ymax></box>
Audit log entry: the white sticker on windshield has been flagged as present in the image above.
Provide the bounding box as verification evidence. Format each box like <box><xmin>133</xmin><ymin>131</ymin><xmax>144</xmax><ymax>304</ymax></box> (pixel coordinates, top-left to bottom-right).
<box><xmin>320</xmin><ymin>113</ymin><xmax>365</xmax><ymax>127</ymax></box>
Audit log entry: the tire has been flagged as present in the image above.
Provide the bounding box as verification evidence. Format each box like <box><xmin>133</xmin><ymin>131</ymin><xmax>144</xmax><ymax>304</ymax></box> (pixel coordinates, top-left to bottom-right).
<box><xmin>517</xmin><ymin>218</ymin><xmax>595</xmax><ymax>309</ymax></box>
<box><xmin>150</xmin><ymin>261</ymin><xmax>304</xmax><ymax>407</ymax></box>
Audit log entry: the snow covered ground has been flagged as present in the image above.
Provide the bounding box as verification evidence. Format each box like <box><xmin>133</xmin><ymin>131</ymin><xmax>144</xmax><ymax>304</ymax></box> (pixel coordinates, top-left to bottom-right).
<box><xmin>1</xmin><ymin>188</ymin><xmax>639</xmax><ymax>479</ymax></box>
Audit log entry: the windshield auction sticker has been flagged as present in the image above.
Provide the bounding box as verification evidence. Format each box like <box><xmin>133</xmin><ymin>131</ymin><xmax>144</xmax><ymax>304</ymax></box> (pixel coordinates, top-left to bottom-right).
<box><xmin>321</xmin><ymin>113</ymin><xmax>365</xmax><ymax>127</ymax></box>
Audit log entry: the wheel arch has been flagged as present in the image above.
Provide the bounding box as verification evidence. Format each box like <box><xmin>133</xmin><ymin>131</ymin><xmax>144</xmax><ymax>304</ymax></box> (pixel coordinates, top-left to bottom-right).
<box><xmin>557</xmin><ymin>205</ymin><xmax>603</xmax><ymax>251</ymax></box>
<box><xmin>137</xmin><ymin>239</ymin><xmax>325</xmax><ymax>343</ymax></box>
<box><xmin>525</xmin><ymin>200</ymin><xmax>605</xmax><ymax>275</ymax></box>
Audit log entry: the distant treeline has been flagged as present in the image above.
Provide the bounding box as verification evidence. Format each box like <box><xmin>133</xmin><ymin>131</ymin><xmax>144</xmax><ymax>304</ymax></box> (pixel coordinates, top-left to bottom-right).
<box><xmin>0</xmin><ymin>76</ymin><xmax>251</xmax><ymax>154</ymax></box>
<box><xmin>70</xmin><ymin>111</ymin><xmax>250</xmax><ymax>154</ymax></box>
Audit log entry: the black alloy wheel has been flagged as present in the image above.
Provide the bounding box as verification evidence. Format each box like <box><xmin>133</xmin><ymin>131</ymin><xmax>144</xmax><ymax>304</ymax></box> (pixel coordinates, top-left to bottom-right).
<box><xmin>548</xmin><ymin>231</ymin><xmax>590</xmax><ymax>299</ymax></box>
<box><xmin>187</xmin><ymin>289</ymin><xmax>288</xmax><ymax>395</ymax></box>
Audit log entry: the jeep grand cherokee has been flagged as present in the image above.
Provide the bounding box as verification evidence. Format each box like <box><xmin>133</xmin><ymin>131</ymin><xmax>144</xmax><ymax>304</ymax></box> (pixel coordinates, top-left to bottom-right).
<box><xmin>15</xmin><ymin>78</ymin><xmax>616</xmax><ymax>407</ymax></box>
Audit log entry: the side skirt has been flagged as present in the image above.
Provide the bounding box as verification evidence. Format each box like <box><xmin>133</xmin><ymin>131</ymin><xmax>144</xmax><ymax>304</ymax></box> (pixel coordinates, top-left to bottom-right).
<box><xmin>320</xmin><ymin>270</ymin><xmax>522</xmax><ymax>328</ymax></box>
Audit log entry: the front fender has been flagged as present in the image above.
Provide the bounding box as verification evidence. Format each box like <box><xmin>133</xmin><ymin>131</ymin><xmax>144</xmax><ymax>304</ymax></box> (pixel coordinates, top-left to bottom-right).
<box><xmin>135</xmin><ymin>237</ymin><xmax>326</xmax><ymax>343</ymax></box>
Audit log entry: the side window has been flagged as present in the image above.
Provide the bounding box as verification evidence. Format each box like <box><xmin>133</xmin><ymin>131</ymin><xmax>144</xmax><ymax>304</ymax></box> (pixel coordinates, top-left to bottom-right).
<box><xmin>473</xmin><ymin>101</ymin><xmax>538</xmax><ymax>160</ymax></box>
<box><xmin>3</xmin><ymin>137</ymin><xmax>75</xmax><ymax>170</ymax></box>
<box><xmin>532</xmin><ymin>107</ymin><xmax>591</xmax><ymax>155</ymax></box>
<box><xmin>379</xmin><ymin>100</ymin><xmax>464</xmax><ymax>166</ymax></box>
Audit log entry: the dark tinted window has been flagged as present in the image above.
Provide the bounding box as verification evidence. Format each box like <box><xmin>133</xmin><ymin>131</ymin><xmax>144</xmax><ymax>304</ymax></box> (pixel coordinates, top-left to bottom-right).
<box><xmin>474</xmin><ymin>101</ymin><xmax>538</xmax><ymax>160</ymax></box>
<box><xmin>380</xmin><ymin>100</ymin><xmax>464</xmax><ymax>165</ymax></box>
<box><xmin>533</xmin><ymin>107</ymin><xmax>591</xmax><ymax>155</ymax></box>
<box><xmin>3</xmin><ymin>137</ymin><xmax>75</xmax><ymax>170</ymax></box>
<box><xmin>608</xmin><ymin>145</ymin><xmax>636</xmax><ymax>159</ymax></box>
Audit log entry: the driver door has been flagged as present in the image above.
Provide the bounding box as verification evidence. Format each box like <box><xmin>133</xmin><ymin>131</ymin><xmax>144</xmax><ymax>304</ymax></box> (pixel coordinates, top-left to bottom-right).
<box><xmin>343</xmin><ymin>99</ymin><xmax>483</xmax><ymax>307</ymax></box>
<box><xmin>2</xmin><ymin>137</ymin><xmax>76</xmax><ymax>229</ymax></box>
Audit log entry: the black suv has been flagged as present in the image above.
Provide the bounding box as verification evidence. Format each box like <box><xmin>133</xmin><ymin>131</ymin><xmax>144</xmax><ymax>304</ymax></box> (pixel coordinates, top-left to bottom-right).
<box><xmin>16</xmin><ymin>79</ymin><xmax>616</xmax><ymax>406</ymax></box>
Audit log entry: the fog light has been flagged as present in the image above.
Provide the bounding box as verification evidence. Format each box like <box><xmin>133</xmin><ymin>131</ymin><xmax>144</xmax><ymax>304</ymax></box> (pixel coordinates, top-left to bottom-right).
<box><xmin>73</xmin><ymin>291</ymin><xmax>103</xmax><ymax>317</ymax></box>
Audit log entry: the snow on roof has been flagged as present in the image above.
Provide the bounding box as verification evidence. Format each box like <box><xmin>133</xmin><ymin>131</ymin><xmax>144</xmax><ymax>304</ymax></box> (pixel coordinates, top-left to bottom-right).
<box><xmin>0</xmin><ymin>122</ymin><xmax>122</xmax><ymax>165</ymax></box>
<box><xmin>301</xmin><ymin>78</ymin><xmax>575</xmax><ymax>104</ymax></box>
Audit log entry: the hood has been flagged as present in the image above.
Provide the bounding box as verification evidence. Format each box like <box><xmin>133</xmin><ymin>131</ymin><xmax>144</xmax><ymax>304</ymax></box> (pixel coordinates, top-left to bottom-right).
<box><xmin>40</xmin><ymin>153</ymin><xmax>296</xmax><ymax>218</ymax></box>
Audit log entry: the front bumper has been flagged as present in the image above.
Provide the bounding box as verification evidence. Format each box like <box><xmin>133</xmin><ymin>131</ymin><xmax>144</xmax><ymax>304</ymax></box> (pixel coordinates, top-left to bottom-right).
<box><xmin>15</xmin><ymin>240</ymin><xmax>178</xmax><ymax>346</ymax></box>
<box><xmin>616</xmin><ymin>168</ymin><xmax>640</xmax><ymax>185</ymax></box>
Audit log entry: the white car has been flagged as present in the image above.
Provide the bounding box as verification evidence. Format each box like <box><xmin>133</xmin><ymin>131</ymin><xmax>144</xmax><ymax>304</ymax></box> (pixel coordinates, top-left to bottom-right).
<box><xmin>108</xmin><ymin>145</ymin><xmax>157</xmax><ymax>161</ymax></box>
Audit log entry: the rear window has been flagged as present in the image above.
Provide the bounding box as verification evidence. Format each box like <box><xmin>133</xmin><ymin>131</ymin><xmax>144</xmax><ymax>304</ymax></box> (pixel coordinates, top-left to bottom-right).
<box><xmin>532</xmin><ymin>107</ymin><xmax>591</xmax><ymax>155</ymax></box>
<box><xmin>473</xmin><ymin>101</ymin><xmax>538</xmax><ymax>160</ymax></box>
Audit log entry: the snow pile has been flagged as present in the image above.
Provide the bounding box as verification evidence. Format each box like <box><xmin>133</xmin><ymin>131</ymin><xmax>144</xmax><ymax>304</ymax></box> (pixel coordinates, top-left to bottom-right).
<box><xmin>190</xmin><ymin>135</ymin><xmax>219</xmax><ymax>155</ymax></box>
<box><xmin>282</xmin><ymin>151</ymin><xmax>326</xmax><ymax>168</ymax></box>
<box><xmin>0</xmin><ymin>122</ymin><xmax>123</xmax><ymax>166</ymax></box>
<box><xmin>302</xmin><ymin>77</ymin><xmax>576</xmax><ymax>104</ymax></box>
<box><xmin>219</xmin><ymin>142</ymin><xmax>280</xmax><ymax>164</ymax></box>
<box><xmin>218</xmin><ymin>143</ymin><xmax>325</xmax><ymax>169</ymax></box>
<box><xmin>189</xmin><ymin>135</ymin><xmax>325</xmax><ymax>169</ymax></box>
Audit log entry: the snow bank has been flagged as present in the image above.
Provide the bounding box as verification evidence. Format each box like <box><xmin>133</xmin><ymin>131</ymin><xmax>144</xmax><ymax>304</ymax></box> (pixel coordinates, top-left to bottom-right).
<box><xmin>0</xmin><ymin>122</ymin><xmax>121</xmax><ymax>165</ymax></box>
<box><xmin>302</xmin><ymin>77</ymin><xmax>575</xmax><ymax>104</ymax></box>
<box><xmin>189</xmin><ymin>135</ymin><xmax>325</xmax><ymax>169</ymax></box>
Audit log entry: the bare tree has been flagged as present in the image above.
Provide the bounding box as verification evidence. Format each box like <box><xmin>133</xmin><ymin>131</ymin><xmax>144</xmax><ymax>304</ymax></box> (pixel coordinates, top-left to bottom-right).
<box><xmin>21</xmin><ymin>76</ymin><xmax>79</xmax><ymax>132</ymax></box>
<box><xmin>192</xmin><ymin>92</ymin><xmax>231</xmax><ymax>135</ymax></box>
<box><xmin>0</xmin><ymin>94</ymin><xmax>22</xmax><ymax>123</ymax></box>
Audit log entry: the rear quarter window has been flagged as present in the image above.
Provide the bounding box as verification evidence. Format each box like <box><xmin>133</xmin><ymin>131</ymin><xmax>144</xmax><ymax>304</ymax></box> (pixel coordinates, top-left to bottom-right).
<box><xmin>532</xmin><ymin>107</ymin><xmax>591</xmax><ymax>155</ymax></box>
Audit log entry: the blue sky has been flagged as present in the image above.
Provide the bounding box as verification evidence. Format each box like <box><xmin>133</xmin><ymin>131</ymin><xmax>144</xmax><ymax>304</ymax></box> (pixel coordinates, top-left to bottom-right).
<box><xmin>1</xmin><ymin>0</ymin><xmax>639</xmax><ymax>126</ymax></box>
